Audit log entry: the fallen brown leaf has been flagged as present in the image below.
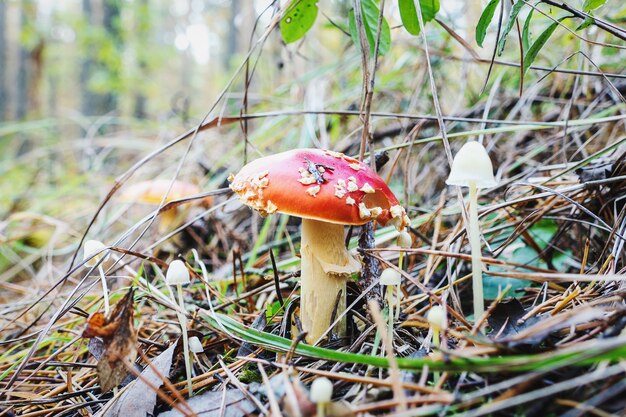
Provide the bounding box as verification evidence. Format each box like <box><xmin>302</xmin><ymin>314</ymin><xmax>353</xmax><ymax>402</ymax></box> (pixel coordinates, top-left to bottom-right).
<box><xmin>83</xmin><ymin>289</ymin><xmax>137</xmax><ymax>392</ymax></box>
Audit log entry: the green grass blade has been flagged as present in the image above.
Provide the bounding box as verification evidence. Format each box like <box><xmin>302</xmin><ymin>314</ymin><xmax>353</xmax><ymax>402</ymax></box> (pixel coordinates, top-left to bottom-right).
<box><xmin>201</xmin><ymin>312</ymin><xmax>626</xmax><ymax>373</ymax></box>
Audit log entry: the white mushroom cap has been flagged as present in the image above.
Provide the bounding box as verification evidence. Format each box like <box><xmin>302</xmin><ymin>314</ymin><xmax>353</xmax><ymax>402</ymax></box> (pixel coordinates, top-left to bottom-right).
<box><xmin>188</xmin><ymin>336</ymin><xmax>203</xmax><ymax>353</ymax></box>
<box><xmin>166</xmin><ymin>260</ymin><xmax>190</xmax><ymax>285</ymax></box>
<box><xmin>379</xmin><ymin>268</ymin><xmax>401</xmax><ymax>286</ymax></box>
<box><xmin>427</xmin><ymin>305</ymin><xmax>445</xmax><ymax>329</ymax></box>
<box><xmin>83</xmin><ymin>240</ymin><xmax>108</xmax><ymax>267</ymax></box>
<box><xmin>310</xmin><ymin>377</ymin><xmax>333</xmax><ymax>403</ymax></box>
<box><xmin>396</xmin><ymin>231</ymin><xmax>412</xmax><ymax>248</ymax></box>
<box><xmin>446</xmin><ymin>141</ymin><xmax>497</xmax><ymax>189</ymax></box>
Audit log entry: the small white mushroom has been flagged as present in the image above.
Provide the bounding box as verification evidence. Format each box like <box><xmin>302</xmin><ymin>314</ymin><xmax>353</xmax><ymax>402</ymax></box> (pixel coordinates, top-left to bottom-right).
<box><xmin>427</xmin><ymin>305</ymin><xmax>445</xmax><ymax>350</ymax></box>
<box><xmin>188</xmin><ymin>336</ymin><xmax>204</xmax><ymax>353</ymax></box>
<box><xmin>446</xmin><ymin>141</ymin><xmax>497</xmax><ymax>324</ymax></box>
<box><xmin>397</xmin><ymin>231</ymin><xmax>412</xmax><ymax>249</ymax></box>
<box><xmin>166</xmin><ymin>260</ymin><xmax>194</xmax><ymax>395</ymax></box>
<box><xmin>380</xmin><ymin>269</ymin><xmax>402</xmax><ymax>348</ymax></box>
<box><xmin>310</xmin><ymin>377</ymin><xmax>334</xmax><ymax>417</ymax></box>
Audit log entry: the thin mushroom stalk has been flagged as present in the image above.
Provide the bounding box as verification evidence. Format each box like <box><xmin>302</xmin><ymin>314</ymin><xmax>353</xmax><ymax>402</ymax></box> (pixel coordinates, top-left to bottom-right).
<box><xmin>468</xmin><ymin>180</ymin><xmax>484</xmax><ymax>320</ymax></box>
<box><xmin>427</xmin><ymin>305</ymin><xmax>445</xmax><ymax>383</ymax></box>
<box><xmin>176</xmin><ymin>284</ymin><xmax>193</xmax><ymax>395</ymax></box>
<box><xmin>446</xmin><ymin>141</ymin><xmax>497</xmax><ymax>326</ymax></box>
<box><xmin>380</xmin><ymin>269</ymin><xmax>401</xmax><ymax>352</ymax></box>
<box><xmin>166</xmin><ymin>260</ymin><xmax>194</xmax><ymax>396</ymax></box>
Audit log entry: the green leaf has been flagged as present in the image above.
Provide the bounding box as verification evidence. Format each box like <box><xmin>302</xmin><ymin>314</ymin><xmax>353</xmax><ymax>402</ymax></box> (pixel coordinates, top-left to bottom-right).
<box><xmin>280</xmin><ymin>0</ymin><xmax>319</xmax><ymax>44</ymax></box>
<box><xmin>348</xmin><ymin>0</ymin><xmax>391</xmax><ymax>56</ymax></box>
<box><xmin>484</xmin><ymin>275</ymin><xmax>529</xmax><ymax>300</ymax></box>
<box><xmin>201</xmin><ymin>312</ymin><xmax>626</xmax><ymax>373</ymax></box>
<box><xmin>576</xmin><ymin>15</ymin><xmax>595</xmax><ymax>31</ymax></box>
<box><xmin>265</xmin><ymin>300</ymin><xmax>283</xmax><ymax>319</ymax></box>
<box><xmin>476</xmin><ymin>0</ymin><xmax>500</xmax><ymax>48</ymax></box>
<box><xmin>528</xmin><ymin>219</ymin><xmax>558</xmax><ymax>249</ymax></box>
<box><xmin>398</xmin><ymin>0</ymin><xmax>440</xmax><ymax>36</ymax></box>
<box><xmin>496</xmin><ymin>0</ymin><xmax>525</xmax><ymax>55</ymax></box>
<box><xmin>523</xmin><ymin>18</ymin><xmax>563</xmax><ymax>73</ymax></box>
<box><xmin>583</xmin><ymin>0</ymin><xmax>607</xmax><ymax>12</ymax></box>
<box><xmin>522</xmin><ymin>8</ymin><xmax>534</xmax><ymax>51</ymax></box>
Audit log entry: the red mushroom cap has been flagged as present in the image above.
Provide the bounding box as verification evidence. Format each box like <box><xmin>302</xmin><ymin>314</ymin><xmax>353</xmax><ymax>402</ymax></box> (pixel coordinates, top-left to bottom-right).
<box><xmin>229</xmin><ymin>149</ymin><xmax>409</xmax><ymax>230</ymax></box>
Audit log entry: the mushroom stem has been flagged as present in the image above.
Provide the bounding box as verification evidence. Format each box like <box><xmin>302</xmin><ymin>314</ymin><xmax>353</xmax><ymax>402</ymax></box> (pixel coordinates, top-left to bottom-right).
<box><xmin>468</xmin><ymin>180</ymin><xmax>485</xmax><ymax>323</ymax></box>
<box><xmin>98</xmin><ymin>265</ymin><xmax>110</xmax><ymax>316</ymax></box>
<box><xmin>300</xmin><ymin>219</ymin><xmax>361</xmax><ymax>344</ymax></box>
<box><xmin>432</xmin><ymin>328</ymin><xmax>440</xmax><ymax>349</ymax></box>
<box><xmin>386</xmin><ymin>286</ymin><xmax>394</xmax><ymax>349</ymax></box>
<box><xmin>317</xmin><ymin>402</ymin><xmax>326</xmax><ymax>417</ymax></box>
<box><xmin>176</xmin><ymin>283</ymin><xmax>193</xmax><ymax>396</ymax></box>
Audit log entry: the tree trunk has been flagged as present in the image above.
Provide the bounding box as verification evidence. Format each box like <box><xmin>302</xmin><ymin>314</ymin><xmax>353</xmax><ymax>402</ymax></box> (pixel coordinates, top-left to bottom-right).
<box><xmin>16</xmin><ymin>5</ymin><xmax>29</xmax><ymax>121</ymax></box>
<box><xmin>224</xmin><ymin>0</ymin><xmax>239</xmax><ymax>70</ymax></box>
<box><xmin>100</xmin><ymin>0</ymin><xmax>119</xmax><ymax>114</ymax></box>
<box><xmin>80</xmin><ymin>0</ymin><xmax>120</xmax><ymax>117</ymax></box>
<box><xmin>0</xmin><ymin>1</ymin><xmax>6</xmax><ymax>121</ymax></box>
<box><xmin>133</xmin><ymin>0</ymin><xmax>149</xmax><ymax>119</ymax></box>
<box><xmin>80</xmin><ymin>0</ymin><xmax>96</xmax><ymax>117</ymax></box>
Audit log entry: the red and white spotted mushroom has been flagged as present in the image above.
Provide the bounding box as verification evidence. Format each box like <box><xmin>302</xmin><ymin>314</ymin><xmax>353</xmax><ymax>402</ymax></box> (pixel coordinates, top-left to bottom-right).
<box><xmin>229</xmin><ymin>149</ymin><xmax>409</xmax><ymax>344</ymax></box>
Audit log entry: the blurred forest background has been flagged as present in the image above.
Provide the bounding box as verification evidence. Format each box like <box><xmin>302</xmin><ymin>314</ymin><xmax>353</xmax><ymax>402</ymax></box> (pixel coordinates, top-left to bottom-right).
<box><xmin>0</xmin><ymin>0</ymin><xmax>264</xmax><ymax>124</ymax></box>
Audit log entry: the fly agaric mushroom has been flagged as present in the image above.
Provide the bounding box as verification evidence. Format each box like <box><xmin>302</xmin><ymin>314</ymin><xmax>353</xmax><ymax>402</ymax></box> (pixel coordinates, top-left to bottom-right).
<box><xmin>446</xmin><ymin>141</ymin><xmax>497</xmax><ymax>324</ymax></box>
<box><xmin>121</xmin><ymin>179</ymin><xmax>212</xmax><ymax>234</ymax></box>
<box><xmin>229</xmin><ymin>149</ymin><xmax>409</xmax><ymax>344</ymax></box>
